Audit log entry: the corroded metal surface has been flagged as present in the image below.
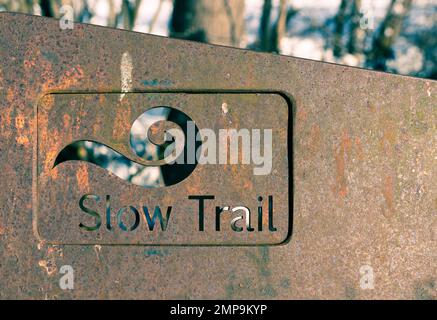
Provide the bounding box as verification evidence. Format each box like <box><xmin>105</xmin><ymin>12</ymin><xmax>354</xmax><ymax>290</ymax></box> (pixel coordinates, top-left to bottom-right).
<box><xmin>0</xmin><ymin>13</ymin><xmax>436</xmax><ymax>299</ymax></box>
<box><xmin>37</xmin><ymin>93</ymin><xmax>289</xmax><ymax>245</ymax></box>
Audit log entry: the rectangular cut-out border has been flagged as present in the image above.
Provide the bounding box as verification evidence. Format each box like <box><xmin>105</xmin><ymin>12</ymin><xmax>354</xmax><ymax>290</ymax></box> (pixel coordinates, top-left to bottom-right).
<box><xmin>33</xmin><ymin>90</ymin><xmax>294</xmax><ymax>246</ymax></box>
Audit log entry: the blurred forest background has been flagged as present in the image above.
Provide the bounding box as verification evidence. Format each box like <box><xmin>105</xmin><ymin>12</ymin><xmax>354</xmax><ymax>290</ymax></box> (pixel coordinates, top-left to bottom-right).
<box><xmin>0</xmin><ymin>0</ymin><xmax>436</xmax><ymax>79</ymax></box>
<box><xmin>1</xmin><ymin>0</ymin><xmax>436</xmax><ymax>79</ymax></box>
<box><xmin>1</xmin><ymin>0</ymin><xmax>435</xmax><ymax>187</ymax></box>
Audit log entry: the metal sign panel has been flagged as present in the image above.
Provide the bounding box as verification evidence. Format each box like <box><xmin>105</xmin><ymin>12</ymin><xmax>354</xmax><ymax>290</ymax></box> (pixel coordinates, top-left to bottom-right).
<box><xmin>36</xmin><ymin>92</ymin><xmax>290</xmax><ymax>245</ymax></box>
<box><xmin>0</xmin><ymin>13</ymin><xmax>436</xmax><ymax>299</ymax></box>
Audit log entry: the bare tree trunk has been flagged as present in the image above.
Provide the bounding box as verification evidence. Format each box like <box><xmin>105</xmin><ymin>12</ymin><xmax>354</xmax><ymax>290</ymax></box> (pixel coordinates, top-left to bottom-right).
<box><xmin>40</xmin><ymin>0</ymin><xmax>55</xmax><ymax>17</ymax></box>
<box><xmin>347</xmin><ymin>0</ymin><xmax>363</xmax><ymax>54</ymax></box>
<box><xmin>333</xmin><ymin>0</ymin><xmax>367</xmax><ymax>58</ymax></box>
<box><xmin>270</xmin><ymin>0</ymin><xmax>287</xmax><ymax>53</ymax></box>
<box><xmin>77</xmin><ymin>0</ymin><xmax>91</xmax><ymax>23</ymax></box>
<box><xmin>170</xmin><ymin>0</ymin><xmax>245</xmax><ymax>47</ymax></box>
<box><xmin>121</xmin><ymin>0</ymin><xmax>142</xmax><ymax>30</ymax></box>
<box><xmin>258</xmin><ymin>0</ymin><xmax>272</xmax><ymax>51</ymax></box>
<box><xmin>257</xmin><ymin>0</ymin><xmax>293</xmax><ymax>53</ymax></box>
<box><xmin>333</xmin><ymin>0</ymin><xmax>348</xmax><ymax>57</ymax></box>
<box><xmin>367</xmin><ymin>0</ymin><xmax>412</xmax><ymax>70</ymax></box>
<box><xmin>107</xmin><ymin>0</ymin><xmax>118</xmax><ymax>28</ymax></box>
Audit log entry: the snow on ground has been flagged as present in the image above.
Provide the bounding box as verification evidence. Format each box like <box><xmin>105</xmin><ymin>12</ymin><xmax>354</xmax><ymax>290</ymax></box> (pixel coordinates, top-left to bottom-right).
<box><xmin>101</xmin><ymin>0</ymin><xmax>434</xmax><ymax>76</ymax></box>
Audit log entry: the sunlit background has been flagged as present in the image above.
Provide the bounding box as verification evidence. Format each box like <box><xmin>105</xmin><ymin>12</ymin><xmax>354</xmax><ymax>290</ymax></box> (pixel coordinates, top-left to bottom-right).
<box><xmin>1</xmin><ymin>0</ymin><xmax>436</xmax><ymax>79</ymax></box>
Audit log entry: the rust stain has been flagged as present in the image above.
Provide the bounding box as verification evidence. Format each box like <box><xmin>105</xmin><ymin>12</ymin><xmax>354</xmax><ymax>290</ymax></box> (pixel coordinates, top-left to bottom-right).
<box><xmin>59</xmin><ymin>65</ymin><xmax>84</xmax><ymax>90</ymax></box>
<box><xmin>185</xmin><ymin>170</ymin><xmax>202</xmax><ymax>194</ymax></box>
<box><xmin>47</xmin><ymin>246</ymin><xmax>63</xmax><ymax>257</ymax></box>
<box><xmin>230</xmin><ymin>164</ymin><xmax>254</xmax><ymax>192</ymax></box>
<box><xmin>99</xmin><ymin>95</ymin><xmax>106</xmax><ymax>104</ymax></box>
<box><xmin>382</xmin><ymin>174</ymin><xmax>395</xmax><ymax>218</ymax></box>
<box><xmin>354</xmin><ymin>137</ymin><xmax>364</xmax><ymax>161</ymax></box>
<box><xmin>295</xmin><ymin>107</ymin><xmax>308</xmax><ymax>132</ymax></box>
<box><xmin>23</xmin><ymin>58</ymin><xmax>36</xmax><ymax>70</ymax></box>
<box><xmin>92</xmin><ymin>120</ymin><xmax>102</xmax><ymax>135</ymax></box>
<box><xmin>0</xmin><ymin>113</ymin><xmax>12</xmax><ymax>138</ymax></box>
<box><xmin>38</xmin><ymin>259</ymin><xmax>57</xmax><ymax>276</ymax></box>
<box><xmin>1</xmin><ymin>88</ymin><xmax>15</xmax><ymax>139</ymax></box>
<box><xmin>63</xmin><ymin>114</ymin><xmax>71</xmax><ymax>129</ymax></box>
<box><xmin>40</xmin><ymin>94</ymin><xmax>55</xmax><ymax>111</ymax></box>
<box><xmin>62</xmin><ymin>113</ymin><xmax>74</xmax><ymax>142</ymax></box>
<box><xmin>296</xmin><ymin>108</ymin><xmax>308</xmax><ymax>122</ymax></box>
<box><xmin>16</xmin><ymin>135</ymin><xmax>30</xmax><ymax>145</ymax></box>
<box><xmin>302</xmin><ymin>123</ymin><xmax>321</xmax><ymax>158</ymax></box>
<box><xmin>15</xmin><ymin>113</ymin><xmax>30</xmax><ymax>146</ymax></box>
<box><xmin>242</xmin><ymin>179</ymin><xmax>254</xmax><ymax>191</ymax></box>
<box><xmin>42</xmin><ymin>127</ymin><xmax>61</xmax><ymax>179</ymax></box>
<box><xmin>76</xmin><ymin>163</ymin><xmax>90</xmax><ymax>193</ymax></box>
<box><xmin>310</xmin><ymin>124</ymin><xmax>321</xmax><ymax>147</ymax></box>
<box><xmin>379</xmin><ymin>117</ymin><xmax>397</xmax><ymax>155</ymax></box>
<box><xmin>40</xmin><ymin>64</ymin><xmax>85</xmax><ymax>93</ymax></box>
<box><xmin>15</xmin><ymin>114</ymin><xmax>25</xmax><ymax>129</ymax></box>
<box><xmin>112</xmin><ymin>106</ymin><xmax>131</xmax><ymax>140</ymax></box>
<box><xmin>23</xmin><ymin>46</ymin><xmax>84</xmax><ymax>95</ymax></box>
<box><xmin>6</xmin><ymin>87</ymin><xmax>14</xmax><ymax>104</ymax></box>
<box><xmin>333</xmin><ymin>129</ymin><xmax>352</xmax><ymax>199</ymax></box>
<box><xmin>46</xmin><ymin>150</ymin><xmax>59</xmax><ymax>179</ymax></box>
<box><xmin>38</xmin><ymin>245</ymin><xmax>63</xmax><ymax>276</ymax></box>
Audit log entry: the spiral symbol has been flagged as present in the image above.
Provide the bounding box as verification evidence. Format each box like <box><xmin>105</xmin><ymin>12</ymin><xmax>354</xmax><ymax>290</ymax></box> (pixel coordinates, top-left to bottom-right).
<box><xmin>53</xmin><ymin>107</ymin><xmax>201</xmax><ymax>188</ymax></box>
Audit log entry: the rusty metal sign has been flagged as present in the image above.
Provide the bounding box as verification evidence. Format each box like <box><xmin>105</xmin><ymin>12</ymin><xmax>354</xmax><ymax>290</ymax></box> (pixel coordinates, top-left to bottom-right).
<box><xmin>36</xmin><ymin>92</ymin><xmax>290</xmax><ymax>245</ymax></box>
<box><xmin>0</xmin><ymin>13</ymin><xmax>436</xmax><ymax>299</ymax></box>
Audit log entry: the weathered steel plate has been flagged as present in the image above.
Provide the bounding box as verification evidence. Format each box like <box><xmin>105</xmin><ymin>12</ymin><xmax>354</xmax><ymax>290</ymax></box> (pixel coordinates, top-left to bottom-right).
<box><xmin>36</xmin><ymin>92</ymin><xmax>290</xmax><ymax>245</ymax></box>
<box><xmin>0</xmin><ymin>13</ymin><xmax>436</xmax><ymax>299</ymax></box>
